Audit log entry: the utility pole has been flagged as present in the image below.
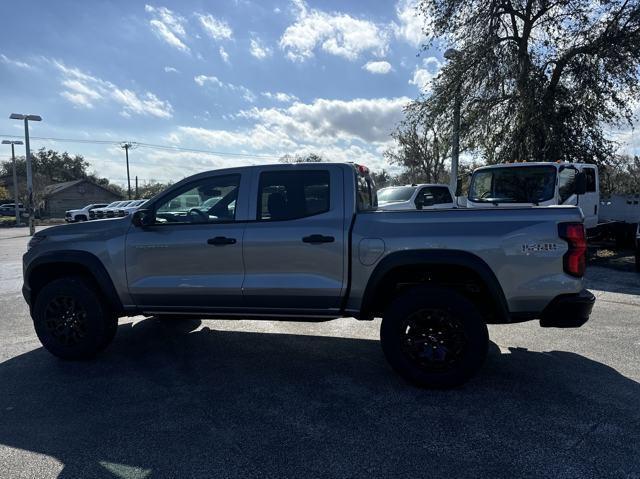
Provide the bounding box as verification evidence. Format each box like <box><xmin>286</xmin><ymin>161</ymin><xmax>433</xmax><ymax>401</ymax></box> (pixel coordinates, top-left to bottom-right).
<box><xmin>2</xmin><ymin>139</ymin><xmax>24</xmax><ymax>226</ymax></box>
<box><xmin>120</xmin><ymin>142</ymin><xmax>133</xmax><ymax>200</ymax></box>
<box><xmin>10</xmin><ymin>113</ymin><xmax>42</xmax><ymax>236</ymax></box>
<box><xmin>135</xmin><ymin>176</ymin><xmax>138</xmax><ymax>199</ymax></box>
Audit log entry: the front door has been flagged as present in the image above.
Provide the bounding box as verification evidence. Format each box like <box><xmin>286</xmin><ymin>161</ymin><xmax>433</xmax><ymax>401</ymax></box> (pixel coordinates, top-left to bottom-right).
<box><xmin>242</xmin><ymin>167</ymin><xmax>346</xmax><ymax>313</ymax></box>
<box><xmin>125</xmin><ymin>172</ymin><xmax>247</xmax><ymax>312</ymax></box>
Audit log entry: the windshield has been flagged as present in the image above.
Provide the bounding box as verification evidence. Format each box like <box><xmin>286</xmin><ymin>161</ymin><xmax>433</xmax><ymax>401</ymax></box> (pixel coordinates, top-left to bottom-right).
<box><xmin>378</xmin><ymin>186</ymin><xmax>417</xmax><ymax>203</ymax></box>
<box><xmin>469</xmin><ymin>165</ymin><xmax>556</xmax><ymax>204</ymax></box>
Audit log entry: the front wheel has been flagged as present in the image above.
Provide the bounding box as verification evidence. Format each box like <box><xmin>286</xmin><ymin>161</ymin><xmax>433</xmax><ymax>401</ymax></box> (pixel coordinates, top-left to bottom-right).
<box><xmin>32</xmin><ymin>276</ymin><xmax>118</xmax><ymax>360</ymax></box>
<box><xmin>380</xmin><ymin>286</ymin><xmax>488</xmax><ymax>389</ymax></box>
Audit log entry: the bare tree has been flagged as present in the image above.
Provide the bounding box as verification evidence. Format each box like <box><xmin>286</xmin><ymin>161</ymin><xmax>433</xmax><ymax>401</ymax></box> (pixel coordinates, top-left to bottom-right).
<box><xmin>279</xmin><ymin>153</ymin><xmax>325</xmax><ymax>163</ymax></box>
<box><xmin>384</xmin><ymin>114</ymin><xmax>448</xmax><ymax>183</ymax></box>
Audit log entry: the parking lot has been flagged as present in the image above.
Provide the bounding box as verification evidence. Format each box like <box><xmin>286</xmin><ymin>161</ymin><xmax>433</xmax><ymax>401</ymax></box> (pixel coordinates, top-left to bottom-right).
<box><xmin>1</xmin><ymin>227</ymin><xmax>639</xmax><ymax>478</ymax></box>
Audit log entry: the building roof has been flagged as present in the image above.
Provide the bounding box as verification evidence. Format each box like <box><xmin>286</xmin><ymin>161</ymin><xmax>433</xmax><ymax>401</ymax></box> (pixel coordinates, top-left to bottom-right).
<box><xmin>43</xmin><ymin>178</ymin><xmax>122</xmax><ymax>198</ymax></box>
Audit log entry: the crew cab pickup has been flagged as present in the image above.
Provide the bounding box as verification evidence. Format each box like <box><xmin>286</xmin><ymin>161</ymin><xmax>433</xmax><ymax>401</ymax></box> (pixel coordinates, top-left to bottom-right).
<box><xmin>22</xmin><ymin>163</ymin><xmax>595</xmax><ymax>388</ymax></box>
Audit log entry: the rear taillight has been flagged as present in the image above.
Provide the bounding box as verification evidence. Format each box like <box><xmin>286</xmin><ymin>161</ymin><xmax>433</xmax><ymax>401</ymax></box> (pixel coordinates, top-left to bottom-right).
<box><xmin>559</xmin><ymin>223</ymin><xmax>587</xmax><ymax>277</ymax></box>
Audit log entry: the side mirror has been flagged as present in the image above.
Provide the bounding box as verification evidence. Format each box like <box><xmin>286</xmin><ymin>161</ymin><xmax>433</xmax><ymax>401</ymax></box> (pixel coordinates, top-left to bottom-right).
<box><xmin>575</xmin><ymin>172</ymin><xmax>587</xmax><ymax>196</ymax></box>
<box><xmin>132</xmin><ymin>209</ymin><xmax>154</xmax><ymax>227</ymax></box>
<box><xmin>415</xmin><ymin>197</ymin><xmax>424</xmax><ymax>210</ymax></box>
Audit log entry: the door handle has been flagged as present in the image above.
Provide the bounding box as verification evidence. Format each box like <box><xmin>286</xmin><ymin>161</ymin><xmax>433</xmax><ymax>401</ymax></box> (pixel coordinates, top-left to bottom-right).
<box><xmin>302</xmin><ymin>234</ymin><xmax>335</xmax><ymax>244</ymax></box>
<box><xmin>207</xmin><ymin>236</ymin><xmax>237</xmax><ymax>246</ymax></box>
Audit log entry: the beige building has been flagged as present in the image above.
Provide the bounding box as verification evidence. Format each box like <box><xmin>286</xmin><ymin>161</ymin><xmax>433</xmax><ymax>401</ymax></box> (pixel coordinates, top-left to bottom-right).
<box><xmin>42</xmin><ymin>179</ymin><xmax>122</xmax><ymax>218</ymax></box>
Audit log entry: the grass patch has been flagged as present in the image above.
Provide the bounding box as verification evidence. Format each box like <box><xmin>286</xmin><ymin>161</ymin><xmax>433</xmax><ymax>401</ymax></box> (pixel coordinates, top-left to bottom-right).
<box><xmin>0</xmin><ymin>217</ymin><xmax>17</xmax><ymax>227</ymax></box>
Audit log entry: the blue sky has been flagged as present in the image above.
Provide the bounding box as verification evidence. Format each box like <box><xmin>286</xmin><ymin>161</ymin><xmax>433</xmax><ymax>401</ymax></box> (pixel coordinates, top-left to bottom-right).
<box><xmin>0</xmin><ymin>0</ymin><xmax>445</xmax><ymax>185</ymax></box>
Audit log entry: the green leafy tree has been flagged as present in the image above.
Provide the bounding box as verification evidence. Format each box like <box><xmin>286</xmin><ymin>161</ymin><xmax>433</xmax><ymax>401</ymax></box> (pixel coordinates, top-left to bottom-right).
<box><xmin>415</xmin><ymin>0</ymin><xmax>640</xmax><ymax>164</ymax></box>
<box><xmin>0</xmin><ymin>185</ymin><xmax>10</xmax><ymax>201</ymax></box>
<box><xmin>0</xmin><ymin>148</ymin><xmax>123</xmax><ymax>207</ymax></box>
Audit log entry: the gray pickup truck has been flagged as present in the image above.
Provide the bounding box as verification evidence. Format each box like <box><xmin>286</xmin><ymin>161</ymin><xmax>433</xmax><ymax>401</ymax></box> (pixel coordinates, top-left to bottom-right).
<box><xmin>22</xmin><ymin>163</ymin><xmax>595</xmax><ymax>388</ymax></box>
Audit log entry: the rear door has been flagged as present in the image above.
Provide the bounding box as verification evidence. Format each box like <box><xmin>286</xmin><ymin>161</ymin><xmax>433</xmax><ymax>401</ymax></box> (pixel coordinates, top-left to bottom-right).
<box><xmin>242</xmin><ymin>166</ymin><xmax>346</xmax><ymax>313</ymax></box>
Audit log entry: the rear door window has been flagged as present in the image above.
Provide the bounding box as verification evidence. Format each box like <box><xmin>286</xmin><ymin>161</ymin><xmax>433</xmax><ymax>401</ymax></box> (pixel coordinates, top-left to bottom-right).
<box><xmin>257</xmin><ymin>170</ymin><xmax>330</xmax><ymax>221</ymax></box>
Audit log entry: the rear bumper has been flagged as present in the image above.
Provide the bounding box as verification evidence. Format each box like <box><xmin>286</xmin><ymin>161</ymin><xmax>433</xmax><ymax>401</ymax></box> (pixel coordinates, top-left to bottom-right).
<box><xmin>539</xmin><ymin>289</ymin><xmax>595</xmax><ymax>328</ymax></box>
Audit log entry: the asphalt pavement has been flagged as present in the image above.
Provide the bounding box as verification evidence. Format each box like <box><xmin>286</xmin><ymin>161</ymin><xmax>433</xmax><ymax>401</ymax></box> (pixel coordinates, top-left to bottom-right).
<box><xmin>1</xmin><ymin>226</ymin><xmax>639</xmax><ymax>478</ymax></box>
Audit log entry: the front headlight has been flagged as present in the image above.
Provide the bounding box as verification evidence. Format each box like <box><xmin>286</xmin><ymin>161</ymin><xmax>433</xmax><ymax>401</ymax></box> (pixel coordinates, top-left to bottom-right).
<box><xmin>27</xmin><ymin>235</ymin><xmax>47</xmax><ymax>250</ymax></box>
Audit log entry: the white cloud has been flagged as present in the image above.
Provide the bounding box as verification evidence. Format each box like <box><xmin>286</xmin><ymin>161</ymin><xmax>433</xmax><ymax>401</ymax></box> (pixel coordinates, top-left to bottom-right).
<box><xmin>196</xmin><ymin>13</ymin><xmax>233</xmax><ymax>40</ymax></box>
<box><xmin>112</xmin><ymin>89</ymin><xmax>173</xmax><ymax>119</ymax></box>
<box><xmin>176</xmin><ymin>95</ymin><xmax>409</xmax><ymax>161</ymax></box>
<box><xmin>393</xmin><ymin>0</ymin><xmax>429</xmax><ymax>47</ymax></box>
<box><xmin>262</xmin><ymin>91</ymin><xmax>299</xmax><ymax>103</ymax></box>
<box><xmin>145</xmin><ymin>5</ymin><xmax>190</xmax><ymax>53</ymax></box>
<box><xmin>54</xmin><ymin>60</ymin><xmax>173</xmax><ymax>118</ymax></box>
<box><xmin>363</xmin><ymin>60</ymin><xmax>392</xmax><ymax>74</ymax></box>
<box><xmin>280</xmin><ymin>0</ymin><xmax>389</xmax><ymax>62</ymax></box>
<box><xmin>219</xmin><ymin>46</ymin><xmax>230</xmax><ymax>63</ymax></box>
<box><xmin>0</xmin><ymin>54</ymin><xmax>34</xmax><ymax>70</ymax></box>
<box><xmin>250</xmin><ymin>37</ymin><xmax>272</xmax><ymax>60</ymax></box>
<box><xmin>194</xmin><ymin>74</ymin><xmax>255</xmax><ymax>102</ymax></box>
<box><xmin>60</xmin><ymin>91</ymin><xmax>95</xmax><ymax>108</ymax></box>
<box><xmin>164</xmin><ymin>66</ymin><xmax>179</xmax><ymax>73</ymax></box>
<box><xmin>194</xmin><ymin>74</ymin><xmax>224</xmax><ymax>87</ymax></box>
<box><xmin>239</xmin><ymin>96</ymin><xmax>409</xmax><ymax>143</ymax></box>
<box><xmin>409</xmin><ymin>56</ymin><xmax>441</xmax><ymax>92</ymax></box>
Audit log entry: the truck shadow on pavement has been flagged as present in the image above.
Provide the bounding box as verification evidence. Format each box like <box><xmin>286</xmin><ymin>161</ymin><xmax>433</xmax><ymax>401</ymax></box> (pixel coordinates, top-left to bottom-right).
<box><xmin>1</xmin><ymin>318</ymin><xmax>639</xmax><ymax>478</ymax></box>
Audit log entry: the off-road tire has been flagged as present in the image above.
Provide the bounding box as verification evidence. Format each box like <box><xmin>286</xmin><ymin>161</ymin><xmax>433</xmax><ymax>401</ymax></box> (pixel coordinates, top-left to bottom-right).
<box><xmin>32</xmin><ymin>276</ymin><xmax>118</xmax><ymax>360</ymax></box>
<box><xmin>380</xmin><ymin>286</ymin><xmax>489</xmax><ymax>389</ymax></box>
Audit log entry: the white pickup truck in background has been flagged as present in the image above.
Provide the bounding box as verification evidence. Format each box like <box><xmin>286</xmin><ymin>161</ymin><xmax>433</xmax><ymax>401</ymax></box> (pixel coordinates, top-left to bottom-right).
<box><xmin>466</xmin><ymin>162</ymin><xmax>640</xmax><ymax>270</ymax></box>
<box><xmin>65</xmin><ymin>203</ymin><xmax>109</xmax><ymax>222</ymax></box>
<box><xmin>377</xmin><ymin>184</ymin><xmax>455</xmax><ymax>210</ymax></box>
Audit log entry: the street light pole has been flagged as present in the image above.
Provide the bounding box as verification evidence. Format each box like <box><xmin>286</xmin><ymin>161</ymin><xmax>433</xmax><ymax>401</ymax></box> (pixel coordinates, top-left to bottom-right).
<box><xmin>444</xmin><ymin>49</ymin><xmax>461</xmax><ymax>195</ymax></box>
<box><xmin>23</xmin><ymin>118</ymin><xmax>35</xmax><ymax>235</ymax></box>
<box><xmin>1</xmin><ymin>139</ymin><xmax>24</xmax><ymax>225</ymax></box>
<box><xmin>10</xmin><ymin>113</ymin><xmax>42</xmax><ymax>236</ymax></box>
<box><xmin>450</xmin><ymin>85</ymin><xmax>461</xmax><ymax>194</ymax></box>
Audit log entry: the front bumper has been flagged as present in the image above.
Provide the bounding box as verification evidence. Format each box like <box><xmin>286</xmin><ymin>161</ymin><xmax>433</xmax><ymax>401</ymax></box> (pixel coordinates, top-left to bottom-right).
<box><xmin>539</xmin><ymin>289</ymin><xmax>595</xmax><ymax>328</ymax></box>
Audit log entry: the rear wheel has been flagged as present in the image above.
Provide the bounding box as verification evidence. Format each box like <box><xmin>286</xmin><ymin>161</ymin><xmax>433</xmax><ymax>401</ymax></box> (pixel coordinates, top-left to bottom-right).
<box><xmin>32</xmin><ymin>276</ymin><xmax>118</xmax><ymax>360</ymax></box>
<box><xmin>380</xmin><ymin>286</ymin><xmax>488</xmax><ymax>389</ymax></box>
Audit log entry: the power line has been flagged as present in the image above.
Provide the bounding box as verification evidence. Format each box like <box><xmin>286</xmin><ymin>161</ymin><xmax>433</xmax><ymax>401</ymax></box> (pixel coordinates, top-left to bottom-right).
<box><xmin>0</xmin><ymin>134</ymin><xmax>283</xmax><ymax>159</ymax></box>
